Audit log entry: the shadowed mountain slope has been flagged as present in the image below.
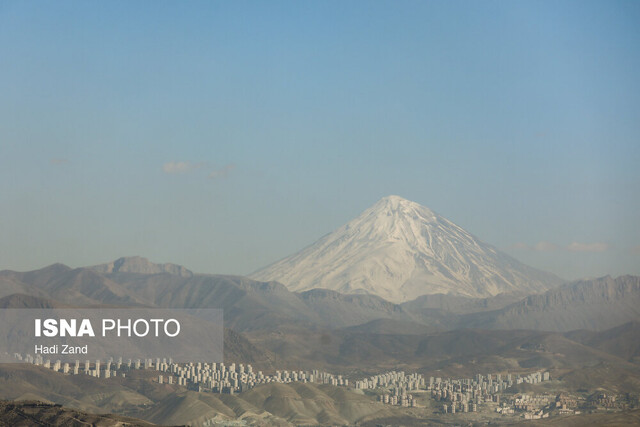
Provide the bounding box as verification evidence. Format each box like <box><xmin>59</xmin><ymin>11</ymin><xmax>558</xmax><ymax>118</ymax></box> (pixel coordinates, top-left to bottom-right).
<box><xmin>564</xmin><ymin>320</ymin><xmax>640</xmax><ymax>362</ymax></box>
<box><xmin>92</xmin><ymin>270</ymin><xmax>419</xmax><ymax>331</ymax></box>
<box><xmin>459</xmin><ymin>275</ymin><xmax>640</xmax><ymax>332</ymax></box>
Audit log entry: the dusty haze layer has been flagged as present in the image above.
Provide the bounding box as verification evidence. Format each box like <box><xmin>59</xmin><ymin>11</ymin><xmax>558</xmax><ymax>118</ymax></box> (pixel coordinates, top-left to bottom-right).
<box><xmin>251</xmin><ymin>196</ymin><xmax>561</xmax><ymax>303</ymax></box>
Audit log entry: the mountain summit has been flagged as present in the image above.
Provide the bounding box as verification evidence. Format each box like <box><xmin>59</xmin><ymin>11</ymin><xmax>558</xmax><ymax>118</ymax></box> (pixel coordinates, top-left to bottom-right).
<box><xmin>91</xmin><ymin>256</ymin><xmax>193</xmax><ymax>277</ymax></box>
<box><xmin>251</xmin><ymin>195</ymin><xmax>562</xmax><ymax>303</ymax></box>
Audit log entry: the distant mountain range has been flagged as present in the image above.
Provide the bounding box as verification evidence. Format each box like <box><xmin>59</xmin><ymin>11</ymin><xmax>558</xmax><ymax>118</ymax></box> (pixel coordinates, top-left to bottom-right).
<box><xmin>455</xmin><ymin>275</ymin><xmax>640</xmax><ymax>332</ymax></box>
<box><xmin>250</xmin><ymin>195</ymin><xmax>563</xmax><ymax>302</ymax></box>
<box><xmin>1</xmin><ymin>258</ymin><xmax>638</xmax><ymax>336</ymax></box>
<box><xmin>0</xmin><ymin>260</ymin><xmax>415</xmax><ymax>331</ymax></box>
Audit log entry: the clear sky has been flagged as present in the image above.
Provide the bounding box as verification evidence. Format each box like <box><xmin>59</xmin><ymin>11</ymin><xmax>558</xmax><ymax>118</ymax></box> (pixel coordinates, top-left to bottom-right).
<box><xmin>1</xmin><ymin>0</ymin><xmax>639</xmax><ymax>280</ymax></box>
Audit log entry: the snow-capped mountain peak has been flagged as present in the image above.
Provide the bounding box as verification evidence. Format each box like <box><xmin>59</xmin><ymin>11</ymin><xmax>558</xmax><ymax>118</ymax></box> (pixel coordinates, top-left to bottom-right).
<box><xmin>250</xmin><ymin>196</ymin><xmax>561</xmax><ymax>303</ymax></box>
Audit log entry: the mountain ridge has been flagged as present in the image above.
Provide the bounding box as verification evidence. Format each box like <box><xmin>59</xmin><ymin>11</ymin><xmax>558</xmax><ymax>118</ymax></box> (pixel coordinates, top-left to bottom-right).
<box><xmin>459</xmin><ymin>275</ymin><xmax>640</xmax><ymax>332</ymax></box>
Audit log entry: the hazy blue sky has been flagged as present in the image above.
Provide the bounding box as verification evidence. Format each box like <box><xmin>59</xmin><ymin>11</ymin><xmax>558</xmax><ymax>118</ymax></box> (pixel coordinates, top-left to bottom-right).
<box><xmin>1</xmin><ymin>1</ymin><xmax>639</xmax><ymax>280</ymax></box>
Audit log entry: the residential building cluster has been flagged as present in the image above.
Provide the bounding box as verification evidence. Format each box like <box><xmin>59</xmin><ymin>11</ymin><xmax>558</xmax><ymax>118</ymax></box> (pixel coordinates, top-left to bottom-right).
<box><xmin>13</xmin><ymin>352</ymin><xmax>634</xmax><ymax>420</ymax></box>
<box><xmin>157</xmin><ymin>362</ymin><xmax>349</xmax><ymax>394</ymax></box>
<box><xmin>428</xmin><ymin>371</ymin><xmax>551</xmax><ymax>415</ymax></box>
<box><xmin>587</xmin><ymin>393</ymin><xmax>622</xmax><ymax>410</ymax></box>
<box><xmin>502</xmin><ymin>393</ymin><xmax>556</xmax><ymax>419</ymax></box>
<box><xmin>13</xmin><ymin>353</ymin><xmax>346</xmax><ymax>393</ymax></box>
<box><xmin>355</xmin><ymin>371</ymin><xmax>423</xmax><ymax>407</ymax></box>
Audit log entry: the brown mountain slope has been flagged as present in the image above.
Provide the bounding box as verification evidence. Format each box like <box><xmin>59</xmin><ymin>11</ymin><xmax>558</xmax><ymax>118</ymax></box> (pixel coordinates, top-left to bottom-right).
<box><xmin>0</xmin><ymin>293</ymin><xmax>68</xmax><ymax>309</ymax></box>
<box><xmin>564</xmin><ymin>320</ymin><xmax>640</xmax><ymax>362</ymax></box>
<box><xmin>0</xmin><ymin>364</ymin><xmax>156</xmax><ymax>416</ymax></box>
<box><xmin>0</xmin><ymin>400</ymin><xmax>156</xmax><ymax>427</ymax></box>
<box><xmin>141</xmin><ymin>382</ymin><xmax>394</xmax><ymax>426</ymax></box>
<box><xmin>0</xmin><ymin>364</ymin><xmax>393</xmax><ymax>426</ymax></box>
